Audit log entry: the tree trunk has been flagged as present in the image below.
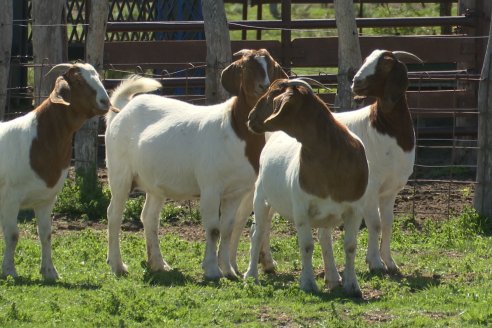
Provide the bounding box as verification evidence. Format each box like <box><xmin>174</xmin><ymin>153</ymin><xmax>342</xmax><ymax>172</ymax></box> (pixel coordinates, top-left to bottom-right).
<box><xmin>202</xmin><ymin>0</ymin><xmax>232</xmax><ymax>104</ymax></box>
<box><xmin>74</xmin><ymin>0</ymin><xmax>109</xmax><ymax>182</ymax></box>
<box><xmin>0</xmin><ymin>0</ymin><xmax>13</xmax><ymax>120</ymax></box>
<box><xmin>31</xmin><ymin>0</ymin><xmax>67</xmax><ymax>106</ymax></box>
<box><xmin>474</xmin><ymin>17</ymin><xmax>492</xmax><ymax>217</ymax></box>
<box><xmin>334</xmin><ymin>0</ymin><xmax>362</xmax><ymax>111</ymax></box>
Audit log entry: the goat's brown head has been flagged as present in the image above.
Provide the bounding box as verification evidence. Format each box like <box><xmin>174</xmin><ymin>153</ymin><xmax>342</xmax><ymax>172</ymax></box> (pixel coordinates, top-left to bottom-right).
<box><xmin>351</xmin><ymin>50</ymin><xmax>423</xmax><ymax>113</ymax></box>
<box><xmin>221</xmin><ymin>49</ymin><xmax>288</xmax><ymax>107</ymax></box>
<box><xmin>248</xmin><ymin>79</ymin><xmax>317</xmax><ymax>136</ymax></box>
<box><xmin>47</xmin><ymin>63</ymin><xmax>112</xmax><ymax>118</ymax></box>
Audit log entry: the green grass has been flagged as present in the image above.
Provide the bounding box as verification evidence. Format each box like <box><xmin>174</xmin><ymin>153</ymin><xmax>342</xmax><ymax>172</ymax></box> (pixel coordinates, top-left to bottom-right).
<box><xmin>1</xmin><ymin>208</ymin><xmax>491</xmax><ymax>327</ymax></box>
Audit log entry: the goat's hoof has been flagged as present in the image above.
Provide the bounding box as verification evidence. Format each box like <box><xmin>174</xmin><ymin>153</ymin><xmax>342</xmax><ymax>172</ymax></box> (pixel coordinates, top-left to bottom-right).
<box><xmin>385</xmin><ymin>265</ymin><xmax>401</xmax><ymax>276</ymax></box>
<box><xmin>148</xmin><ymin>261</ymin><xmax>172</xmax><ymax>273</ymax></box>
<box><xmin>224</xmin><ymin>272</ymin><xmax>239</xmax><ymax>281</ymax></box>
<box><xmin>111</xmin><ymin>263</ymin><xmax>129</xmax><ymax>276</ymax></box>
<box><xmin>243</xmin><ymin>271</ymin><xmax>259</xmax><ymax>284</ymax></box>
<box><xmin>344</xmin><ymin>284</ymin><xmax>363</xmax><ymax>299</ymax></box>
<box><xmin>204</xmin><ymin>268</ymin><xmax>223</xmax><ymax>281</ymax></box>
<box><xmin>40</xmin><ymin>267</ymin><xmax>60</xmax><ymax>281</ymax></box>
<box><xmin>369</xmin><ymin>267</ymin><xmax>387</xmax><ymax>276</ymax></box>
<box><xmin>262</xmin><ymin>264</ymin><xmax>277</xmax><ymax>275</ymax></box>
<box><xmin>325</xmin><ymin>278</ymin><xmax>342</xmax><ymax>291</ymax></box>
<box><xmin>1</xmin><ymin>269</ymin><xmax>18</xmax><ymax>279</ymax></box>
<box><xmin>300</xmin><ymin>279</ymin><xmax>319</xmax><ymax>293</ymax></box>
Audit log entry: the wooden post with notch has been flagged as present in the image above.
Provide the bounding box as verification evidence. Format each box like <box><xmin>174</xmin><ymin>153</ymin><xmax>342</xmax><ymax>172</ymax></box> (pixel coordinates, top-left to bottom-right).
<box><xmin>334</xmin><ymin>0</ymin><xmax>362</xmax><ymax>111</ymax></box>
<box><xmin>0</xmin><ymin>0</ymin><xmax>13</xmax><ymax>120</ymax></box>
<box><xmin>74</xmin><ymin>0</ymin><xmax>109</xmax><ymax>182</ymax></box>
<box><xmin>474</xmin><ymin>9</ymin><xmax>492</xmax><ymax>218</ymax></box>
<box><xmin>31</xmin><ymin>0</ymin><xmax>67</xmax><ymax>106</ymax></box>
<box><xmin>202</xmin><ymin>0</ymin><xmax>232</xmax><ymax>104</ymax></box>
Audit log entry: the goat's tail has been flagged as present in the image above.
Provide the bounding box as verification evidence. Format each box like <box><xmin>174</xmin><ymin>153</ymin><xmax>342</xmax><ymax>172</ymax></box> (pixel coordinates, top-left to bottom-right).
<box><xmin>106</xmin><ymin>75</ymin><xmax>162</xmax><ymax>125</ymax></box>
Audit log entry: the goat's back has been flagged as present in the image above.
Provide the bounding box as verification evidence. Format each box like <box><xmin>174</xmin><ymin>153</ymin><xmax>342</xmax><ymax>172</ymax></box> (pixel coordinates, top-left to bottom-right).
<box><xmin>105</xmin><ymin>95</ymin><xmax>256</xmax><ymax>199</ymax></box>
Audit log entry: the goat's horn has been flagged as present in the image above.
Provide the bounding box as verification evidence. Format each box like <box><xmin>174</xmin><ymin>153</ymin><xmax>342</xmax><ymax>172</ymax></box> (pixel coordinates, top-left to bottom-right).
<box><xmin>283</xmin><ymin>79</ymin><xmax>315</xmax><ymax>93</ymax></box>
<box><xmin>44</xmin><ymin>63</ymin><xmax>73</xmax><ymax>77</ymax></box>
<box><xmin>296</xmin><ymin>77</ymin><xmax>333</xmax><ymax>92</ymax></box>
<box><xmin>392</xmin><ymin>51</ymin><xmax>424</xmax><ymax>64</ymax></box>
<box><xmin>233</xmin><ymin>49</ymin><xmax>252</xmax><ymax>57</ymax></box>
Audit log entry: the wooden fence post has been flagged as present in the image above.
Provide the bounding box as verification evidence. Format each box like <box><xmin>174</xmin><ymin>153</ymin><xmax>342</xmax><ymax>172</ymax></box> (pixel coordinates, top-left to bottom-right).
<box><xmin>31</xmin><ymin>0</ymin><xmax>67</xmax><ymax>106</ymax></box>
<box><xmin>0</xmin><ymin>0</ymin><xmax>13</xmax><ymax>120</ymax></box>
<box><xmin>334</xmin><ymin>0</ymin><xmax>362</xmax><ymax>111</ymax></box>
<box><xmin>473</xmin><ymin>17</ymin><xmax>492</xmax><ymax>218</ymax></box>
<box><xmin>202</xmin><ymin>0</ymin><xmax>231</xmax><ymax>104</ymax></box>
<box><xmin>74</xmin><ymin>0</ymin><xmax>109</xmax><ymax>182</ymax></box>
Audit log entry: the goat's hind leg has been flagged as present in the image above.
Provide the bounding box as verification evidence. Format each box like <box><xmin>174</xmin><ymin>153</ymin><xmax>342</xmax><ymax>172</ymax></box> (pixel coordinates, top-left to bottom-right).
<box><xmin>200</xmin><ymin>190</ymin><xmax>222</xmax><ymax>280</ymax></box>
<box><xmin>35</xmin><ymin>201</ymin><xmax>59</xmax><ymax>280</ymax></box>
<box><xmin>141</xmin><ymin>193</ymin><xmax>170</xmax><ymax>272</ymax></box>
<box><xmin>319</xmin><ymin>227</ymin><xmax>341</xmax><ymax>290</ymax></box>
<box><xmin>107</xmin><ymin>176</ymin><xmax>132</xmax><ymax>275</ymax></box>
<box><xmin>0</xmin><ymin>198</ymin><xmax>20</xmax><ymax>278</ymax></box>
<box><xmin>229</xmin><ymin>191</ymin><xmax>253</xmax><ymax>276</ymax></box>
<box><xmin>342</xmin><ymin>211</ymin><xmax>363</xmax><ymax>298</ymax></box>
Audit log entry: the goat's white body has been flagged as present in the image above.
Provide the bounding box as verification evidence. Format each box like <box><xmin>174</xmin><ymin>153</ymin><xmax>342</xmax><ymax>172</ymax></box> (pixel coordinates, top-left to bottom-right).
<box><xmin>0</xmin><ymin>113</ymin><xmax>67</xmax><ymax>210</ymax></box>
<box><xmin>107</xmin><ymin>96</ymin><xmax>254</xmax><ymax>199</ymax></box>
<box><xmin>245</xmin><ymin>132</ymin><xmax>364</xmax><ymax>294</ymax></box>
<box><xmin>106</xmin><ymin>88</ymin><xmax>256</xmax><ymax>279</ymax></box>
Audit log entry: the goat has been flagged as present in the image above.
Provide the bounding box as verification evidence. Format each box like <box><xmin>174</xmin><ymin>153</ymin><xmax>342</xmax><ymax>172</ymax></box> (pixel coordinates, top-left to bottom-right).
<box><xmin>258</xmin><ymin>50</ymin><xmax>423</xmax><ymax>276</ymax></box>
<box><xmin>245</xmin><ymin>79</ymin><xmax>368</xmax><ymax>297</ymax></box>
<box><xmin>0</xmin><ymin>63</ymin><xmax>112</xmax><ymax>280</ymax></box>
<box><xmin>105</xmin><ymin>49</ymin><xmax>287</xmax><ymax>280</ymax></box>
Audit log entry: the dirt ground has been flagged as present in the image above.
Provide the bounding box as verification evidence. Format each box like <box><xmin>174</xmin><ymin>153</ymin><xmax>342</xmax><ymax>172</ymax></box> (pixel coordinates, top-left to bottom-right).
<box><xmin>51</xmin><ymin>176</ymin><xmax>475</xmax><ymax>242</ymax></box>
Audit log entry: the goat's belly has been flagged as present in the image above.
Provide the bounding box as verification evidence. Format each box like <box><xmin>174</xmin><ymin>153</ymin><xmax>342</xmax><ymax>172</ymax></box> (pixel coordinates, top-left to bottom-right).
<box><xmin>18</xmin><ymin>169</ymin><xmax>68</xmax><ymax>209</ymax></box>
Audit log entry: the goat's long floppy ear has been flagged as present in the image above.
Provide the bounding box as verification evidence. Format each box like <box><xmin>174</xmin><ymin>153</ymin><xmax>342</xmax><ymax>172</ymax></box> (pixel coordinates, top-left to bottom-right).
<box><xmin>49</xmin><ymin>76</ymin><xmax>71</xmax><ymax>106</ymax></box>
<box><xmin>221</xmin><ymin>61</ymin><xmax>242</xmax><ymax>95</ymax></box>
<box><xmin>380</xmin><ymin>62</ymin><xmax>408</xmax><ymax>112</ymax></box>
<box><xmin>264</xmin><ymin>90</ymin><xmax>295</xmax><ymax>125</ymax></box>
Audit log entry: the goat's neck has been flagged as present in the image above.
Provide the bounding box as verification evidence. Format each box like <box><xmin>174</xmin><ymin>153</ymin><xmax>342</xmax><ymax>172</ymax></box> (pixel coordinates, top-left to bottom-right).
<box><xmin>371</xmin><ymin>94</ymin><xmax>415</xmax><ymax>152</ymax></box>
<box><xmin>30</xmin><ymin>100</ymin><xmax>90</xmax><ymax>188</ymax></box>
<box><xmin>230</xmin><ymin>94</ymin><xmax>265</xmax><ymax>174</ymax></box>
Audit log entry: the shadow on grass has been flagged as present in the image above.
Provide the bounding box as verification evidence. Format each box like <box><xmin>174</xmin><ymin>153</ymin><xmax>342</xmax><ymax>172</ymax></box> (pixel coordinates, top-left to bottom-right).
<box><xmin>2</xmin><ymin>276</ymin><xmax>101</xmax><ymax>290</ymax></box>
<box><xmin>361</xmin><ymin>269</ymin><xmax>441</xmax><ymax>292</ymax></box>
<box><xmin>142</xmin><ymin>267</ymin><xmax>191</xmax><ymax>286</ymax></box>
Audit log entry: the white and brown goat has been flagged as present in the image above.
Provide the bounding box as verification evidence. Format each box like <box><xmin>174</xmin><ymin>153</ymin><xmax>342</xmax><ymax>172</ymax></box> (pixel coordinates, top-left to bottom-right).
<box><xmin>245</xmin><ymin>79</ymin><xmax>368</xmax><ymax>297</ymax></box>
<box><xmin>0</xmin><ymin>63</ymin><xmax>111</xmax><ymax>280</ymax></box>
<box><xmin>105</xmin><ymin>49</ymin><xmax>287</xmax><ymax>280</ymax></box>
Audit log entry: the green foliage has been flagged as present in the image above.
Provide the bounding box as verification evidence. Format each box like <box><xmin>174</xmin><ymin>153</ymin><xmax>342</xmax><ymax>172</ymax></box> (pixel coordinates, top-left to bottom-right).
<box><xmin>54</xmin><ymin>175</ymin><xmax>110</xmax><ymax>221</ymax></box>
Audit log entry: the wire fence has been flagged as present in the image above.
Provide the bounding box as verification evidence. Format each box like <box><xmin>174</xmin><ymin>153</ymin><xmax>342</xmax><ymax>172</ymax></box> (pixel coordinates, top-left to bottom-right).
<box><xmin>2</xmin><ymin>0</ymin><xmax>481</xmax><ymax>220</ymax></box>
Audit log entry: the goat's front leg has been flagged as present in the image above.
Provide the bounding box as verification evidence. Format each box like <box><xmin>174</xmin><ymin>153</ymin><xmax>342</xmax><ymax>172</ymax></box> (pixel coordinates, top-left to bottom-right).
<box><xmin>318</xmin><ymin>227</ymin><xmax>341</xmax><ymax>290</ymax></box>
<box><xmin>244</xmin><ymin>191</ymin><xmax>271</xmax><ymax>283</ymax></box>
<box><xmin>363</xmin><ymin>192</ymin><xmax>387</xmax><ymax>273</ymax></box>
<box><xmin>0</xmin><ymin>198</ymin><xmax>20</xmax><ymax>278</ymax></box>
<box><xmin>35</xmin><ymin>201</ymin><xmax>59</xmax><ymax>280</ymax></box>
<box><xmin>200</xmin><ymin>190</ymin><xmax>222</xmax><ymax>280</ymax></box>
<box><xmin>141</xmin><ymin>193</ymin><xmax>170</xmax><ymax>272</ymax></box>
<box><xmin>380</xmin><ymin>193</ymin><xmax>399</xmax><ymax>273</ymax></box>
<box><xmin>342</xmin><ymin>212</ymin><xmax>363</xmax><ymax>298</ymax></box>
<box><xmin>295</xmin><ymin>219</ymin><xmax>318</xmax><ymax>293</ymax></box>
